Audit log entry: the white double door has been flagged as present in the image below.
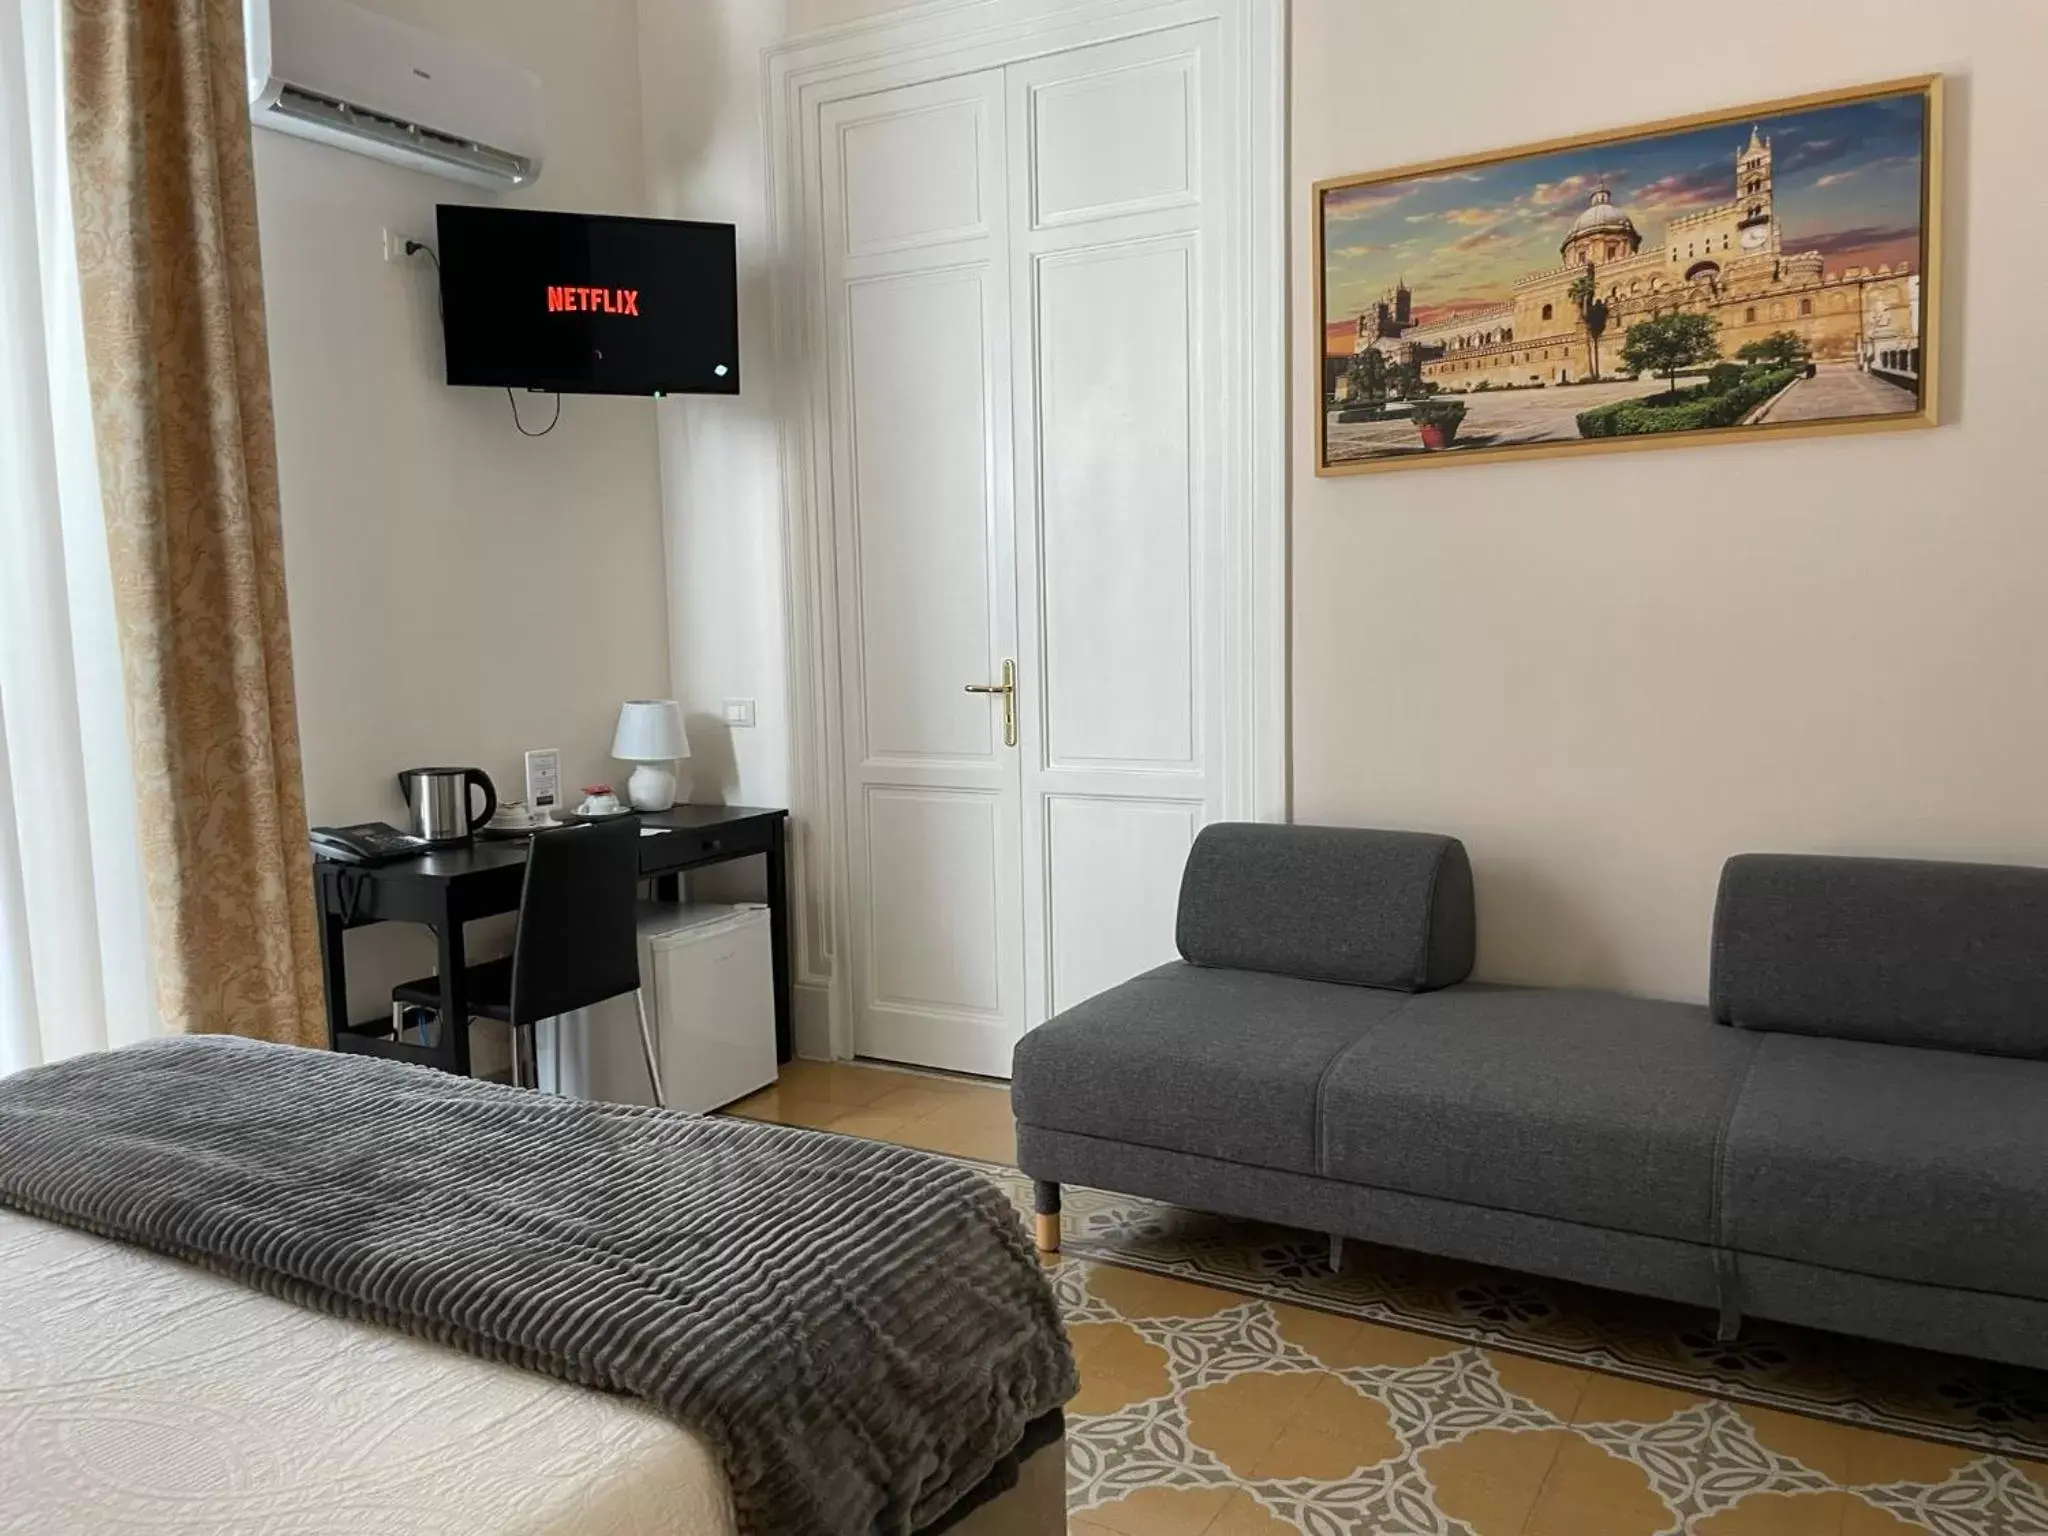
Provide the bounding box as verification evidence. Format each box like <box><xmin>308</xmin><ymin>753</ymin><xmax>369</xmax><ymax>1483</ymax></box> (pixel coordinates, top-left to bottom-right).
<box><xmin>821</xmin><ymin>22</ymin><xmax>1236</xmax><ymax>1076</ymax></box>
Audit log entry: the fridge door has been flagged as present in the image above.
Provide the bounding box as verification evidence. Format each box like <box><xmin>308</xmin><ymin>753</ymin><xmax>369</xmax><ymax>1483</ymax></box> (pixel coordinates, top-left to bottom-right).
<box><xmin>646</xmin><ymin>905</ymin><xmax>777</xmax><ymax>1113</ymax></box>
<box><xmin>542</xmin><ymin>901</ymin><xmax>777</xmax><ymax>1110</ymax></box>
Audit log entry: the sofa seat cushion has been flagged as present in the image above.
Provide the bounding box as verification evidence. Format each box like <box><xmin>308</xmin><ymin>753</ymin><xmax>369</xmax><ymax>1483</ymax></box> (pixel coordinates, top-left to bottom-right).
<box><xmin>1010</xmin><ymin>962</ymin><xmax>1412</xmax><ymax>1174</ymax></box>
<box><xmin>1319</xmin><ymin>985</ymin><xmax>1757</xmax><ymax>1244</ymax></box>
<box><xmin>1723</xmin><ymin>1034</ymin><xmax>2048</xmax><ymax>1301</ymax></box>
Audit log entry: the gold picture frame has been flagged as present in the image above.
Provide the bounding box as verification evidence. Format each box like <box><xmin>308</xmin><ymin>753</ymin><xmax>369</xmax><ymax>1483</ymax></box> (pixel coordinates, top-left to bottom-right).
<box><xmin>1313</xmin><ymin>75</ymin><xmax>1942</xmax><ymax>476</ymax></box>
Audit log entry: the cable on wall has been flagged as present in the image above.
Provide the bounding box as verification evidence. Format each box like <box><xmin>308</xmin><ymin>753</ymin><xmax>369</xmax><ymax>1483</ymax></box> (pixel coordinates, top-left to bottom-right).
<box><xmin>505</xmin><ymin>388</ymin><xmax>563</xmax><ymax>437</ymax></box>
<box><xmin>404</xmin><ymin>237</ymin><xmax>562</xmax><ymax>438</ymax></box>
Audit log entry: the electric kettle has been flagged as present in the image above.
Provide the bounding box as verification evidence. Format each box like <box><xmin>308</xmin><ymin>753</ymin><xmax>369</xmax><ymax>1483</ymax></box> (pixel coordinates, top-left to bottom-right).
<box><xmin>396</xmin><ymin>766</ymin><xmax>497</xmax><ymax>846</ymax></box>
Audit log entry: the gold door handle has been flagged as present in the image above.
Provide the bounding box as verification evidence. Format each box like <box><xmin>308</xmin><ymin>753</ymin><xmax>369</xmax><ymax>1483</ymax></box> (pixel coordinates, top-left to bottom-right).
<box><xmin>964</xmin><ymin>658</ymin><xmax>1017</xmax><ymax>747</ymax></box>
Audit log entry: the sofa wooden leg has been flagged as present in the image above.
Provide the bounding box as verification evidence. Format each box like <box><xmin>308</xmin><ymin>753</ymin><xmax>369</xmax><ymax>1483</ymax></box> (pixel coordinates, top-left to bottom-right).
<box><xmin>1032</xmin><ymin>1180</ymin><xmax>1061</xmax><ymax>1255</ymax></box>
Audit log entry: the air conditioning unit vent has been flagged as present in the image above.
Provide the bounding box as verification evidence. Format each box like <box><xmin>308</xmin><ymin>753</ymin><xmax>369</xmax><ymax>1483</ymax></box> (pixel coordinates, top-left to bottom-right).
<box><xmin>246</xmin><ymin>0</ymin><xmax>544</xmax><ymax>189</ymax></box>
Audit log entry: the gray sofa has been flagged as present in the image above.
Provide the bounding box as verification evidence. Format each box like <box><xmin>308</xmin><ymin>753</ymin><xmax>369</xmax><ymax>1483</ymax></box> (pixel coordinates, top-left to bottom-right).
<box><xmin>1011</xmin><ymin>823</ymin><xmax>2048</xmax><ymax>1370</ymax></box>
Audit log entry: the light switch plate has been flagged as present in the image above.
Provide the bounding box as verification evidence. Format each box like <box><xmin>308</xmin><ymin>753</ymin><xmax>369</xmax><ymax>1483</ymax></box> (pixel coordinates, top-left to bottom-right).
<box><xmin>722</xmin><ymin>698</ymin><xmax>756</xmax><ymax>728</ymax></box>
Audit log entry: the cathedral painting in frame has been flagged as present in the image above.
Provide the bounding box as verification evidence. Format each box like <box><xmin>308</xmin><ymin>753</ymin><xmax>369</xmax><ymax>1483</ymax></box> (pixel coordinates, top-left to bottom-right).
<box><xmin>1314</xmin><ymin>76</ymin><xmax>1941</xmax><ymax>475</ymax></box>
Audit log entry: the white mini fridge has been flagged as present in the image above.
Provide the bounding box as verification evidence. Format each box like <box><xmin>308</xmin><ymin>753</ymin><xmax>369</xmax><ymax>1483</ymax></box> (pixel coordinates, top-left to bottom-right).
<box><xmin>542</xmin><ymin>900</ymin><xmax>778</xmax><ymax>1113</ymax></box>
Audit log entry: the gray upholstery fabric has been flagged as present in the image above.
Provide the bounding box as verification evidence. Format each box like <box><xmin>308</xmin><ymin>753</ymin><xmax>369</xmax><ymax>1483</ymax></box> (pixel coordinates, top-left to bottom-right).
<box><xmin>1733</xmin><ymin>1254</ymin><xmax>2048</xmax><ymax>1375</ymax></box>
<box><xmin>1175</xmin><ymin>823</ymin><xmax>1474</xmax><ymax>992</ymax></box>
<box><xmin>1010</xmin><ymin>962</ymin><xmax>1410</xmax><ymax>1174</ymax></box>
<box><xmin>1015</xmin><ymin>1124</ymin><xmax>1721</xmax><ymax>1310</ymax></box>
<box><xmin>1711</xmin><ymin>852</ymin><xmax>2048</xmax><ymax>1058</ymax></box>
<box><xmin>1721</xmin><ymin>1033</ymin><xmax>2048</xmax><ymax>1301</ymax></box>
<box><xmin>1319</xmin><ymin>985</ymin><xmax>1757</xmax><ymax>1245</ymax></box>
<box><xmin>1018</xmin><ymin>1123</ymin><xmax>2048</xmax><ymax>1372</ymax></box>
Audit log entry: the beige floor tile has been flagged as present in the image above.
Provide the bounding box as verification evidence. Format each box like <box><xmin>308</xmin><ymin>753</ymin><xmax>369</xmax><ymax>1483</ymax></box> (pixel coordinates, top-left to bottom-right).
<box><xmin>1075</xmin><ymin>1486</ymin><xmax>1234</xmax><ymax>1535</ymax></box>
<box><xmin>1840</xmin><ymin>1495</ymin><xmax>1938</xmax><ymax>1534</ymax></box>
<box><xmin>1271</xmin><ymin>1304</ymin><xmax>1457</xmax><ymax>1371</ymax></box>
<box><xmin>1087</xmin><ymin>1266</ymin><xmax>1246</xmax><ymax>1322</ymax></box>
<box><xmin>865</xmin><ymin>1081</ymin><xmax>996</xmax><ymax>1119</ymax></box>
<box><xmin>722</xmin><ymin>1086</ymin><xmax>773</xmax><ymax>1116</ymax></box>
<box><xmin>1690</xmin><ymin>1489</ymin><xmax>1872</xmax><ymax>1535</ymax></box>
<box><xmin>1419</xmin><ymin>1428</ymin><xmax>1576</xmax><ymax>1536</ymax></box>
<box><xmin>820</xmin><ymin>1106</ymin><xmax>924</xmax><ymax>1142</ymax></box>
<box><xmin>1183</xmin><ymin>1369</ymin><xmax>1324</xmax><ymax>1476</ymax></box>
<box><xmin>1486</xmin><ymin>1350</ymin><xmax>1591</xmax><ymax>1421</ymax></box>
<box><xmin>1068</xmin><ymin>1321</ymin><xmax>1172</xmax><ymax>1415</ymax></box>
<box><xmin>1842</xmin><ymin>1428</ymin><xmax>1983</xmax><ymax>1487</ymax></box>
<box><xmin>772</xmin><ymin>1058</ymin><xmax>904</xmax><ymax>1107</ymax></box>
<box><xmin>1569</xmin><ymin>1371</ymin><xmax>1706</xmax><ymax>1426</ymax></box>
<box><xmin>1520</xmin><ymin>1433</ymin><xmax>1676</xmax><ymax>1536</ymax></box>
<box><xmin>894</xmin><ymin>1113</ymin><xmax>1017</xmax><ymax>1165</ymax></box>
<box><xmin>1242</xmin><ymin>1370</ymin><xmax>1400</xmax><ymax>1479</ymax></box>
<box><xmin>720</xmin><ymin>1086</ymin><xmax>805</xmax><ymax>1123</ymax></box>
<box><xmin>1202</xmin><ymin>1490</ymin><xmax>1296</xmax><ymax>1535</ymax></box>
<box><xmin>722</xmin><ymin>1086</ymin><xmax>845</xmax><ymax>1129</ymax></box>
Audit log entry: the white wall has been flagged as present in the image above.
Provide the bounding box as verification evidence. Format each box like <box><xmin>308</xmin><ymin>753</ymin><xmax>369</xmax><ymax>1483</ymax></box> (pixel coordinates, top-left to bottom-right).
<box><xmin>633</xmin><ymin>0</ymin><xmax>904</xmax><ymax>1051</ymax></box>
<box><xmin>1293</xmin><ymin>0</ymin><xmax>2048</xmax><ymax>1000</ymax></box>
<box><xmin>257</xmin><ymin>0</ymin><xmax>670</xmax><ymax>1021</ymax></box>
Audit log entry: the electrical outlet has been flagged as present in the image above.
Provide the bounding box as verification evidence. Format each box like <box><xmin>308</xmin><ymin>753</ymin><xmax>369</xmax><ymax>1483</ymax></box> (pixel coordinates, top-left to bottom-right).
<box><xmin>722</xmin><ymin>698</ymin><xmax>757</xmax><ymax>728</ymax></box>
<box><xmin>382</xmin><ymin>228</ymin><xmax>430</xmax><ymax>264</ymax></box>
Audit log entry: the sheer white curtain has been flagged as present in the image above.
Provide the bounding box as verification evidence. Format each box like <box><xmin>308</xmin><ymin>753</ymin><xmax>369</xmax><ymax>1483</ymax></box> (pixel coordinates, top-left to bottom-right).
<box><xmin>0</xmin><ymin>0</ymin><xmax>156</xmax><ymax>1073</ymax></box>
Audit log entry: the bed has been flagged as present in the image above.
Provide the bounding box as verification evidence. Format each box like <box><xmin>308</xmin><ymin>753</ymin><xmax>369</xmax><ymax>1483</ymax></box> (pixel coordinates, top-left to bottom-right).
<box><xmin>0</xmin><ymin>1040</ymin><xmax>1072</xmax><ymax>1536</ymax></box>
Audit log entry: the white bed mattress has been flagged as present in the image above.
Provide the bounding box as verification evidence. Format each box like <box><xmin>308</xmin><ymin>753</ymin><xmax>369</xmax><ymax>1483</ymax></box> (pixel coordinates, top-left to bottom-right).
<box><xmin>0</xmin><ymin>1209</ymin><xmax>1066</xmax><ymax>1536</ymax></box>
<box><xmin>0</xmin><ymin>1209</ymin><xmax>736</xmax><ymax>1535</ymax></box>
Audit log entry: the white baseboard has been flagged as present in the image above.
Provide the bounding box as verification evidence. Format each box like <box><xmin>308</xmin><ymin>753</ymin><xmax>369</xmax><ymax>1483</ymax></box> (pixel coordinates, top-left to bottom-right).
<box><xmin>793</xmin><ymin>981</ymin><xmax>834</xmax><ymax>1060</ymax></box>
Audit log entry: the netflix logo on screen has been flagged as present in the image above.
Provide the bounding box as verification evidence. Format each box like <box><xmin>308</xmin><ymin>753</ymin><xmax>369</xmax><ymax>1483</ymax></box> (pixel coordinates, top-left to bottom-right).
<box><xmin>545</xmin><ymin>285</ymin><xmax>640</xmax><ymax>315</ymax></box>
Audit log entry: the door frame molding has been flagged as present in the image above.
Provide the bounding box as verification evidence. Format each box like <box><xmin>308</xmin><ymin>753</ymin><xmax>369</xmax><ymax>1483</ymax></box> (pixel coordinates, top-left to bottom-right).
<box><xmin>764</xmin><ymin>0</ymin><xmax>1287</xmax><ymax>1061</ymax></box>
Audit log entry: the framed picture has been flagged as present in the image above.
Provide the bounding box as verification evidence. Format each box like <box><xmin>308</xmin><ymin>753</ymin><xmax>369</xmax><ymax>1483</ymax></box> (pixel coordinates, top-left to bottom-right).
<box><xmin>1313</xmin><ymin>75</ymin><xmax>1941</xmax><ymax>475</ymax></box>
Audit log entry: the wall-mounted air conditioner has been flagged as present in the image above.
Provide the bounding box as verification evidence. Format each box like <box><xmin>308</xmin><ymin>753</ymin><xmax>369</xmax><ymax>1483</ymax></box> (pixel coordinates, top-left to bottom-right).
<box><xmin>244</xmin><ymin>0</ymin><xmax>544</xmax><ymax>189</ymax></box>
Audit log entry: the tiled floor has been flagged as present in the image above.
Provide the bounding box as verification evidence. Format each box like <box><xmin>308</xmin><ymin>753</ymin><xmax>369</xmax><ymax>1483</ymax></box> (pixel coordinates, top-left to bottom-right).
<box><xmin>724</xmin><ymin>1061</ymin><xmax>2048</xmax><ymax>1536</ymax></box>
<box><xmin>724</xmin><ymin>1057</ymin><xmax>1016</xmax><ymax>1165</ymax></box>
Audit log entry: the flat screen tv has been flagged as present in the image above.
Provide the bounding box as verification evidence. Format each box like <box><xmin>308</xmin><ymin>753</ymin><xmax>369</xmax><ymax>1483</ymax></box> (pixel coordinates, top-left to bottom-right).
<box><xmin>435</xmin><ymin>205</ymin><xmax>739</xmax><ymax>396</ymax></box>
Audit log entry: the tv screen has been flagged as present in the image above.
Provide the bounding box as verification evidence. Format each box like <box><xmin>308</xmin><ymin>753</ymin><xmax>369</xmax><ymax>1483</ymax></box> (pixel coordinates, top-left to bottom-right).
<box><xmin>435</xmin><ymin>205</ymin><xmax>739</xmax><ymax>396</ymax></box>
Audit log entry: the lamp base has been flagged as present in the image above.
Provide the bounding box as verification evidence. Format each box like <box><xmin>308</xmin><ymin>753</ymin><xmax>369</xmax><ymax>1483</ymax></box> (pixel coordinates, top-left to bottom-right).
<box><xmin>624</xmin><ymin>761</ymin><xmax>683</xmax><ymax>812</ymax></box>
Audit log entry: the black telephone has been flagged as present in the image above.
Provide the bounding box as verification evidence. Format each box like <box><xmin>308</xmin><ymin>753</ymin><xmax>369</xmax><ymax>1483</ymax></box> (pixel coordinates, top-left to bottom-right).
<box><xmin>310</xmin><ymin>821</ymin><xmax>429</xmax><ymax>865</ymax></box>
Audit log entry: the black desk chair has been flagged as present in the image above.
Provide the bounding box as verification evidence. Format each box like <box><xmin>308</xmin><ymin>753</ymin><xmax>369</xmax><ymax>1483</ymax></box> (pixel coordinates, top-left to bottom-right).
<box><xmin>391</xmin><ymin>817</ymin><xmax>664</xmax><ymax>1106</ymax></box>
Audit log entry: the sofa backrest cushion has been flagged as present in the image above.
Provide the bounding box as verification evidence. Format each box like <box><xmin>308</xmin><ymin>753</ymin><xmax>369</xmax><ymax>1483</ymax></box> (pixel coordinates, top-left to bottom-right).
<box><xmin>1710</xmin><ymin>852</ymin><xmax>2048</xmax><ymax>1058</ymax></box>
<box><xmin>1176</xmin><ymin>823</ymin><xmax>1474</xmax><ymax>991</ymax></box>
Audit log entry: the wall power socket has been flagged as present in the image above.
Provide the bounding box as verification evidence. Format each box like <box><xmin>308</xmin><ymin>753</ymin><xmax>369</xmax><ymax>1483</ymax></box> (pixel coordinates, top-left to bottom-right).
<box><xmin>382</xmin><ymin>228</ymin><xmax>431</xmax><ymax>264</ymax></box>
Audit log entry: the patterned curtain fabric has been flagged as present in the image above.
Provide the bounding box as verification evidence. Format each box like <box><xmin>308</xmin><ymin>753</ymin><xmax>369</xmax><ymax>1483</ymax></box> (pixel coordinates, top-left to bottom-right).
<box><xmin>62</xmin><ymin>0</ymin><xmax>322</xmax><ymax>1047</ymax></box>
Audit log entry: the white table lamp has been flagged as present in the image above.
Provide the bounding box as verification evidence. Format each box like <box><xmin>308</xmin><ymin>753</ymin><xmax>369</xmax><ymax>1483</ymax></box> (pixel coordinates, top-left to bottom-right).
<box><xmin>612</xmin><ymin>700</ymin><xmax>691</xmax><ymax>811</ymax></box>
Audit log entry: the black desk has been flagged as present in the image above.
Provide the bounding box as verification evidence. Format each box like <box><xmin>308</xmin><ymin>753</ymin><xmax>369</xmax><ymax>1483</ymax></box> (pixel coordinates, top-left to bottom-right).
<box><xmin>315</xmin><ymin>805</ymin><xmax>791</xmax><ymax>1076</ymax></box>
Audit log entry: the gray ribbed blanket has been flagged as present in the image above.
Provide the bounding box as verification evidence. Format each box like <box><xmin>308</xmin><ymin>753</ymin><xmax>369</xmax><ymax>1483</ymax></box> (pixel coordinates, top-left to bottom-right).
<box><xmin>0</xmin><ymin>1036</ymin><xmax>1075</xmax><ymax>1536</ymax></box>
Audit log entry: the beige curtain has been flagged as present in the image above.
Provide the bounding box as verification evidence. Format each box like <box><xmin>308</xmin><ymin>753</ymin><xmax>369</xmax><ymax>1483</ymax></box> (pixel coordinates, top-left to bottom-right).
<box><xmin>64</xmin><ymin>0</ymin><xmax>323</xmax><ymax>1047</ymax></box>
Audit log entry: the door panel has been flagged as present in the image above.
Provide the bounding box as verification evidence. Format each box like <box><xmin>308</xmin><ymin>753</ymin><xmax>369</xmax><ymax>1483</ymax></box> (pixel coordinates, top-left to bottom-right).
<box><xmin>1036</xmin><ymin>239</ymin><xmax>1196</xmax><ymax>769</ymax></box>
<box><xmin>1046</xmin><ymin>795</ymin><xmax>1198</xmax><ymax>1013</ymax></box>
<box><xmin>1028</xmin><ymin>52</ymin><xmax>1197</xmax><ymax>227</ymax></box>
<box><xmin>1010</xmin><ymin>24</ymin><xmax>1225</xmax><ymax>1029</ymax></box>
<box><xmin>846</xmin><ymin>269</ymin><xmax>999</xmax><ymax>764</ymax></box>
<box><xmin>821</xmin><ymin>71</ymin><xmax>1025</xmax><ymax>1077</ymax></box>
<box><xmin>839</xmin><ymin>99</ymin><xmax>991</xmax><ymax>256</ymax></box>
<box><xmin>865</xmin><ymin>787</ymin><xmax>1005</xmax><ymax>1015</ymax></box>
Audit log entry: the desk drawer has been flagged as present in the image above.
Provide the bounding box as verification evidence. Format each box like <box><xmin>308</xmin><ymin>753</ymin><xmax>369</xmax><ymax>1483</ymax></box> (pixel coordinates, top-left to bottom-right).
<box><xmin>643</xmin><ymin>824</ymin><xmax>769</xmax><ymax>868</ymax></box>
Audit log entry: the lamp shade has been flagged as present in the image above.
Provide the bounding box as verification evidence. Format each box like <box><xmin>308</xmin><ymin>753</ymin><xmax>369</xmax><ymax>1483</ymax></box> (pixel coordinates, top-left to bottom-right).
<box><xmin>612</xmin><ymin>699</ymin><xmax>690</xmax><ymax>762</ymax></box>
